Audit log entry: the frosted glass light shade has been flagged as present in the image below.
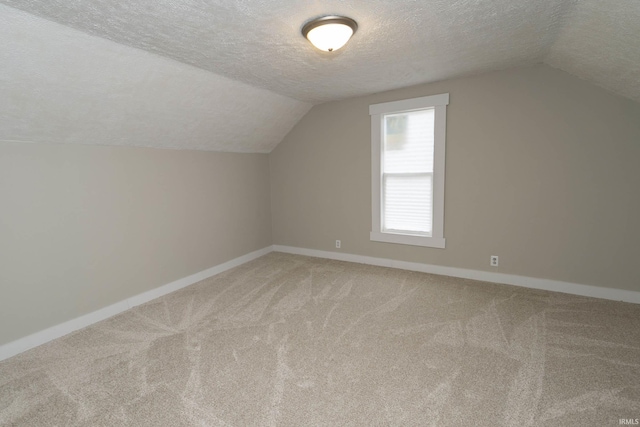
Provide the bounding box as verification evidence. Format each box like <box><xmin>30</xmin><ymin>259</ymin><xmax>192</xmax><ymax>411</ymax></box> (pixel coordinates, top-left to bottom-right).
<box><xmin>302</xmin><ymin>16</ymin><xmax>358</xmax><ymax>52</ymax></box>
<box><xmin>306</xmin><ymin>23</ymin><xmax>353</xmax><ymax>52</ymax></box>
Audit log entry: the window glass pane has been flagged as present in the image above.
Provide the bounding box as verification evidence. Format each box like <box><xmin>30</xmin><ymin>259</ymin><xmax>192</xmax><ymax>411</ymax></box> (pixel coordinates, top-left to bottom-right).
<box><xmin>383</xmin><ymin>173</ymin><xmax>432</xmax><ymax>234</ymax></box>
<box><xmin>383</xmin><ymin>109</ymin><xmax>434</xmax><ymax>174</ymax></box>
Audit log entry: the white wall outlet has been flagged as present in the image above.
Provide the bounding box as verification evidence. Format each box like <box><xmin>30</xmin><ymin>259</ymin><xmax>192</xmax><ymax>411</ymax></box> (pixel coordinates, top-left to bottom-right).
<box><xmin>490</xmin><ymin>255</ymin><xmax>499</xmax><ymax>267</ymax></box>
<box><xmin>336</xmin><ymin>240</ymin><xmax>341</xmax><ymax>249</ymax></box>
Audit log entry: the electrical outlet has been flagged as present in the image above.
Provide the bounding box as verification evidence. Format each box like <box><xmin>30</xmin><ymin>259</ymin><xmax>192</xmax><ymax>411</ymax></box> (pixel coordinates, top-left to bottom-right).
<box><xmin>490</xmin><ymin>256</ymin><xmax>499</xmax><ymax>267</ymax></box>
<box><xmin>336</xmin><ymin>240</ymin><xmax>341</xmax><ymax>249</ymax></box>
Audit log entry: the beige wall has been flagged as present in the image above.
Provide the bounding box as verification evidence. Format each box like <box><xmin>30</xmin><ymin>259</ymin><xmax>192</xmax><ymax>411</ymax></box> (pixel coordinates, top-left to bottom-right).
<box><xmin>270</xmin><ymin>65</ymin><xmax>640</xmax><ymax>292</ymax></box>
<box><xmin>3</xmin><ymin>64</ymin><xmax>639</xmax><ymax>347</ymax></box>
<box><xmin>0</xmin><ymin>143</ymin><xmax>272</xmax><ymax>345</ymax></box>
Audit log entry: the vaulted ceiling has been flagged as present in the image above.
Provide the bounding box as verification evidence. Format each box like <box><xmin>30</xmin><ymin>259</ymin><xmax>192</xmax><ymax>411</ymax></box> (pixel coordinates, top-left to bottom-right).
<box><xmin>1</xmin><ymin>0</ymin><xmax>638</xmax><ymax>152</ymax></box>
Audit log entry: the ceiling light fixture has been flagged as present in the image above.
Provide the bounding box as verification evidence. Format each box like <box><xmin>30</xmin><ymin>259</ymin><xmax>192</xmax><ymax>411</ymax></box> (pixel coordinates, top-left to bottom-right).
<box><xmin>302</xmin><ymin>16</ymin><xmax>358</xmax><ymax>52</ymax></box>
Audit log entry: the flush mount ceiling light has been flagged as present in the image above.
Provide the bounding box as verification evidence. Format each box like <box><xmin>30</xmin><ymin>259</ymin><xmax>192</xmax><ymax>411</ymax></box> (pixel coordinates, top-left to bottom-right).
<box><xmin>302</xmin><ymin>16</ymin><xmax>358</xmax><ymax>52</ymax></box>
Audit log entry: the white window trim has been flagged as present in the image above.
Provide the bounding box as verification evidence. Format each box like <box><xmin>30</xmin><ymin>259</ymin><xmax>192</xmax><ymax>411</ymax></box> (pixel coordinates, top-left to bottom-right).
<box><xmin>370</xmin><ymin>93</ymin><xmax>449</xmax><ymax>249</ymax></box>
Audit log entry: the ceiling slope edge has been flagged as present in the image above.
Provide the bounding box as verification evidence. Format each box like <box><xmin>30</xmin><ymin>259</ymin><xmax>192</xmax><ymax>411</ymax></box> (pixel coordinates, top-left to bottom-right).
<box><xmin>542</xmin><ymin>0</ymin><xmax>640</xmax><ymax>104</ymax></box>
<box><xmin>0</xmin><ymin>4</ymin><xmax>312</xmax><ymax>153</ymax></box>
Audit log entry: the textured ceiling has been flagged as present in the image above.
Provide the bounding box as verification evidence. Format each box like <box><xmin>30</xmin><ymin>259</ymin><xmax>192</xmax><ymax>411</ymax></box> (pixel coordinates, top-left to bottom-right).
<box><xmin>0</xmin><ymin>0</ymin><xmax>581</xmax><ymax>103</ymax></box>
<box><xmin>0</xmin><ymin>5</ymin><xmax>311</xmax><ymax>152</ymax></box>
<box><xmin>545</xmin><ymin>0</ymin><xmax>640</xmax><ymax>104</ymax></box>
<box><xmin>1</xmin><ymin>0</ymin><xmax>639</xmax><ymax>153</ymax></box>
<box><xmin>3</xmin><ymin>0</ymin><xmax>638</xmax><ymax>105</ymax></box>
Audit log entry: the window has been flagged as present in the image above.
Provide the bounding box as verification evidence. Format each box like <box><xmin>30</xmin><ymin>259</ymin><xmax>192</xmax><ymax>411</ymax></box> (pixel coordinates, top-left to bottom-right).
<box><xmin>370</xmin><ymin>93</ymin><xmax>449</xmax><ymax>248</ymax></box>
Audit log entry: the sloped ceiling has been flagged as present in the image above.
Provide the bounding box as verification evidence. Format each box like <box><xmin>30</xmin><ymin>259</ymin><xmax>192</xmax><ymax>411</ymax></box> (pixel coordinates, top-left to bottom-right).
<box><xmin>0</xmin><ymin>5</ymin><xmax>311</xmax><ymax>153</ymax></box>
<box><xmin>1</xmin><ymin>0</ymin><xmax>639</xmax><ymax>152</ymax></box>
<box><xmin>545</xmin><ymin>0</ymin><xmax>640</xmax><ymax>104</ymax></box>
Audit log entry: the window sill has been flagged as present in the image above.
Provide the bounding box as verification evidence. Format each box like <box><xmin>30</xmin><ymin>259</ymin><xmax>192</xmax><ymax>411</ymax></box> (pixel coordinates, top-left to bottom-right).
<box><xmin>370</xmin><ymin>231</ymin><xmax>445</xmax><ymax>249</ymax></box>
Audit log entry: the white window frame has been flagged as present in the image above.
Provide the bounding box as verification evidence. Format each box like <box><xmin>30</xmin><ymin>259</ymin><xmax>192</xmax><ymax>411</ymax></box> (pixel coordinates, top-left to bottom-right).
<box><xmin>370</xmin><ymin>93</ymin><xmax>449</xmax><ymax>249</ymax></box>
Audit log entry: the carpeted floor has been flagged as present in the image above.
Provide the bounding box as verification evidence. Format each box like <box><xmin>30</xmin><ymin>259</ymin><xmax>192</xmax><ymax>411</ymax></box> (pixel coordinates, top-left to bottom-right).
<box><xmin>1</xmin><ymin>252</ymin><xmax>639</xmax><ymax>426</ymax></box>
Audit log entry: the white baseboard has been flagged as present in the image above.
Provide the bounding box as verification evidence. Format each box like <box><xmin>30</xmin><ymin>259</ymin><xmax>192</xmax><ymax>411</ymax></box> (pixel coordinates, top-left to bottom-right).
<box><xmin>273</xmin><ymin>245</ymin><xmax>640</xmax><ymax>304</ymax></box>
<box><xmin>0</xmin><ymin>246</ymin><xmax>273</xmax><ymax>362</ymax></box>
<box><xmin>4</xmin><ymin>244</ymin><xmax>638</xmax><ymax>362</ymax></box>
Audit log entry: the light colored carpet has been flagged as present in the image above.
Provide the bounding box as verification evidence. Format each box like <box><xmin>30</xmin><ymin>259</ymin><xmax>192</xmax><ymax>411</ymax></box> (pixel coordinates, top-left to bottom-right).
<box><xmin>1</xmin><ymin>252</ymin><xmax>639</xmax><ymax>426</ymax></box>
